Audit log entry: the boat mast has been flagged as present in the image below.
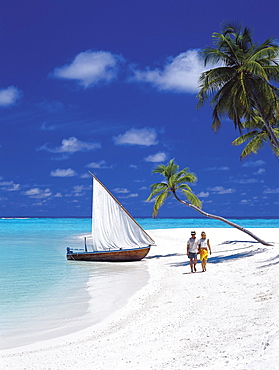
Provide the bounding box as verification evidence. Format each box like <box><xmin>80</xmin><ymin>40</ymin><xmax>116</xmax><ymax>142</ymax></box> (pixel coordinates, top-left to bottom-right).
<box><xmin>88</xmin><ymin>171</ymin><xmax>155</xmax><ymax>244</ymax></box>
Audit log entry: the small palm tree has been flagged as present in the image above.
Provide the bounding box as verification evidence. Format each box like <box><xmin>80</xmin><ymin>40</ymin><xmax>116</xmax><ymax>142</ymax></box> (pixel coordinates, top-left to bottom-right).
<box><xmin>232</xmin><ymin>116</ymin><xmax>279</xmax><ymax>159</ymax></box>
<box><xmin>197</xmin><ymin>23</ymin><xmax>279</xmax><ymax>151</ymax></box>
<box><xmin>147</xmin><ymin>159</ymin><xmax>271</xmax><ymax>246</ymax></box>
<box><xmin>147</xmin><ymin>159</ymin><xmax>202</xmax><ymax>217</ymax></box>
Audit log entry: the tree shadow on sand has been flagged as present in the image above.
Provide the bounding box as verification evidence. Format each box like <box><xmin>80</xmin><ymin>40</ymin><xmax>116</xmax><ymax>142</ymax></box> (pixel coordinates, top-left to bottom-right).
<box><xmin>259</xmin><ymin>253</ymin><xmax>279</xmax><ymax>268</ymax></box>
<box><xmin>169</xmin><ymin>247</ymin><xmax>266</xmax><ymax>268</ymax></box>
<box><xmin>214</xmin><ymin>245</ymin><xmax>257</xmax><ymax>254</ymax></box>
<box><xmin>221</xmin><ymin>240</ymin><xmax>258</xmax><ymax>244</ymax></box>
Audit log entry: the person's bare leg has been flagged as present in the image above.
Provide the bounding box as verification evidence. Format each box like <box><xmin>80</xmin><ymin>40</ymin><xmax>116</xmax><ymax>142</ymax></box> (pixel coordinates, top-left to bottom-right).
<box><xmin>194</xmin><ymin>258</ymin><xmax>197</xmax><ymax>272</ymax></box>
<box><xmin>201</xmin><ymin>259</ymin><xmax>206</xmax><ymax>272</ymax></box>
<box><xmin>190</xmin><ymin>259</ymin><xmax>194</xmax><ymax>272</ymax></box>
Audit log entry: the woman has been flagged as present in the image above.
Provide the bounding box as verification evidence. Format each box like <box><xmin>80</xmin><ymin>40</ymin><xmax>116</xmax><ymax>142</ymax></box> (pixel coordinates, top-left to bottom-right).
<box><xmin>198</xmin><ymin>231</ymin><xmax>212</xmax><ymax>272</ymax></box>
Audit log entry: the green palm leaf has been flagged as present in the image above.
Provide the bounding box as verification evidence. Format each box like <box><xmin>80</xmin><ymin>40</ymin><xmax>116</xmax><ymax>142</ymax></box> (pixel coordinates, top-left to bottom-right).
<box><xmin>232</xmin><ymin>121</ymin><xmax>279</xmax><ymax>159</ymax></box>
<box><xmin>147</xmin><ymin>159</ymin><xmax>201</xmax><ymax>217</ymax></box>
<box><xmin>152</xmin><ymin>191</ymin><xmax>172</xmax><ymax>218</ymax></box>
<box><xmin>240</xmin><ymin>135</ymin><xmax>266</xmax><ymax>159</ymax></box>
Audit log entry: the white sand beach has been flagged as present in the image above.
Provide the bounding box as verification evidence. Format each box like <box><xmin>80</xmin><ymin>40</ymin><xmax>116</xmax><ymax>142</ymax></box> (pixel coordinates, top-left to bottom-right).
<box><xmin>1</xmin><ymin>227</ymin><xmax>279</xmax><ymax>370</ymax></box>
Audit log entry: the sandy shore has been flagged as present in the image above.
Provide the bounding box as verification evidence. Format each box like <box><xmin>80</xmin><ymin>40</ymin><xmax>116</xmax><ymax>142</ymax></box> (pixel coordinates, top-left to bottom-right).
<box><xmin>1</xmin><ymin>227</ymin><xmax>279</xmax><ymax>370</ymax></box>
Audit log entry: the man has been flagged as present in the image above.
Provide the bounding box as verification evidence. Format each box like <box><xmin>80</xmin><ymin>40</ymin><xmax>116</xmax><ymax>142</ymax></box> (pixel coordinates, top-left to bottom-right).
<box><xmin>187</xmin><ymin>231</ymin><xmax>198</xmax><ymax>273</ymax></box>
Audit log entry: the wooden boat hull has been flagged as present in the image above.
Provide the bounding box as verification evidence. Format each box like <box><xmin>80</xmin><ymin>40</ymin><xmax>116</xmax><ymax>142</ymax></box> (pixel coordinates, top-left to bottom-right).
<box><xmin>66</xmin><ymin>246</ymin><xmax>150</xmax><ymax>262</ymax></box>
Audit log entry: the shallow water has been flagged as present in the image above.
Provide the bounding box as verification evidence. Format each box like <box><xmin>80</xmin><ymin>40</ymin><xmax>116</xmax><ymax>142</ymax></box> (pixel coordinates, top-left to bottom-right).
<box><xmin>0</xmin><ymin>218</ymin><xmax>148</xmax><ymax>349</ymax></box>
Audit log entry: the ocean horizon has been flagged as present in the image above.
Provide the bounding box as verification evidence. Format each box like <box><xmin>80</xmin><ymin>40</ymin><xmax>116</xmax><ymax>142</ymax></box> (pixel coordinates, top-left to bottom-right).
<box><xmin>2</xmin><ymin>216</ymin><xmax>279</xmax><ymax>227</ymax></box>
<box><xmin>2</xmin><ymin>215</ymin><xmax>279</xmax><ymax>219</ymax></box>
<box><xmin>1</xmin><ymin>217</ymin><xmax>278</xmax><ymax>349</ymax></box>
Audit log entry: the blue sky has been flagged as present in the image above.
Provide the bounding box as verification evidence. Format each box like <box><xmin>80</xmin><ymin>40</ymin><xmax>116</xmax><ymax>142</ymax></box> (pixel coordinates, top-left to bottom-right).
<box><xmin>0</xmin><ymin>0</ymin><xmax>278</xmax><ymax>218</ymax></box>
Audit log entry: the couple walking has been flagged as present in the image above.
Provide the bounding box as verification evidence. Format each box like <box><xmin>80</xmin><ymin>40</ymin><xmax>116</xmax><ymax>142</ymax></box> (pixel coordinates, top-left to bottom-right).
<box><xmin>187</xmin><ymin>231</ymin><xmax>211</xmax><ymax>272</ymax></box>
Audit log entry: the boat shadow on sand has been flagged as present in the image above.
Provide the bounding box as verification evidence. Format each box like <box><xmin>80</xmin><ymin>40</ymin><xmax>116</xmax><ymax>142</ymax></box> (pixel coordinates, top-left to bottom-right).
<box><xmin>146</xmin><ymin>253</ymin><xmax>184</xmax><ymax>259</ymax></box>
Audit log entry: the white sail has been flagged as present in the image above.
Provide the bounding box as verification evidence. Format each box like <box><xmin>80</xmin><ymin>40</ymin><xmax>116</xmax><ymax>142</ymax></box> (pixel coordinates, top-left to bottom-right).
<box><xmin>92</xmin><ymin>177</ymin><xmax>155</xmax><ymax>251</ymax></box>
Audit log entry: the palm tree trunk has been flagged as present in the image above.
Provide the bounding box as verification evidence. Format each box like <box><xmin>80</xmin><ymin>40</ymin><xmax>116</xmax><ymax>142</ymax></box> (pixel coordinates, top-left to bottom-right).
<box><xmin>173</xmin><ymin>192</ymin><xmax>272</xmax><ymax>246</ymax></box>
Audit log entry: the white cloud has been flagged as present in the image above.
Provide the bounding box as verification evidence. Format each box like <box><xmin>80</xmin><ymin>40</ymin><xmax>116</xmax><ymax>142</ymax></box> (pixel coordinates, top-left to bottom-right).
<box><xmin>234</xmin><ymin>178</ymin><xmax>263</xmax><ymax>184</ymax></box>
<box><xmin>130</xmin><ymin>49</ymin><xmax>211</xmax><ymax>93</ymax></box>
<box><xmin>254</xmin><ymin>168</ymin><xmax>266</xmax><ymax>175</ymax></box>
<box><xmin>54</xmin><ymin>192</ymin><xmax>63</xmax><ymax>198</ymax></box>
<box><xmin>32</xmin><ymin>200</ymin><xmax>47</xmax><ymax>206</ymax></box>
<box><xmin>0</xmin><ymin>181</ymin><xmax>20</xmax><ymax>191</ymax></box>
<box><xmin>80</xmin><ymin>173</ymin><xmax>91</xmax><ymax>178</ymax></box>
<box><xmin>144</xmin><ymin>152</ymin><xmax>167</xmax><ymax>162</ymax></box>
<box><xmin>86</xmin><ymin>160</ymin><xmax>110</xmax><ymax>169</ymax></box>
<box><xmin>197</xmin><ymin>191</ymin><xmax>209</xmax><ymax>198</ymax></box>
<box><xmin>140</xmin><ymin>186</ymin><xmax>148</xmax><ymax>190</ymax></box>
<box><xmin>24</xmin><ymin>188</ymin><xmax>52</xmax><ymax>199</ymax></box>
<box><xmin>39</xmin><ymin>137</ymin><xmax>101</xmax><ymax>153</ymax></box>
<box><xmin>118</xmin><ymin>193</ymin><xmax>138</xmax><ymax>199</ymax></box>
<box><xmin>50</xmin><ymin>168</ymin><xmax>77</xmax><ymax>177</ymax></box>
<box><xmin>72</xmin><ymin>185</ymin><xmax>86</xmax><ymax>197</ymax></box>
<box><xmin>73</xmin><ymin>185</ymin><xmax>86</xmax><ymax>193</ymax></box>
<box><xmin>206</xmin><ymin>166</ymin><xmax>229</xmax><ymax>171</ymax></box>
<box><xmin>113</xmin><ymin>187</ymin><xmax>129</xmax><ymax>194</ymax></box>
<box><xmin>129</xmin><ymin>164</ymin><xmax>138</xmax><ymax>169</ymax></box>
<box><xmin>52</xmin><ymin>50</ymin><xmax>123</xmax><ymax>88</ymax></box>
<box><xmin>0</xmin><ymin>86</ymin><xmax>21</xmax><ymax>106</ymax></box>
<box><xmin>209</xmin><ymin>186</ymin><xmax>235</xmax><ymax>194</ymax></box>
<box><xmin>114</xmin><ymin>128</ymin><xmax>158</xmax><ymax>146</ymax></box>
<box><xmin>242</xmin><ymin>160</ymin><xmax>265</xmax><ymax>167</ymax></box>
<box><xmin>263</xmin><ymin>187</ymin><xmax>279</xmax><ymax>194</ymax></box>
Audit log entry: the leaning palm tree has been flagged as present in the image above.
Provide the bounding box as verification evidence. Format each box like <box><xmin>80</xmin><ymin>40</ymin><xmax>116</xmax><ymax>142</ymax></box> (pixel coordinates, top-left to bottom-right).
<box><xmin>197</xmin><ymin>23</ymin><xmax>279</xmax><ymax>151</ymax></box>
<box><xmin>147</xmin><ymin>159</ymin><xmax>272</xmax><ymax>246</ymax></box>
<box><xmin>232</xmin><ymin>116</ymin><xmax>279</xmax><ymax>159</ymax></box>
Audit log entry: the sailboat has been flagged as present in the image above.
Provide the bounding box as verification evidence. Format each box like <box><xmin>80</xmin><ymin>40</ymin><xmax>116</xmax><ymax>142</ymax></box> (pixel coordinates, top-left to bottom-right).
<box><xmin>66</xmin><ymin>172</ymin><xmax>155</xmax><ymax>262</ymax></box>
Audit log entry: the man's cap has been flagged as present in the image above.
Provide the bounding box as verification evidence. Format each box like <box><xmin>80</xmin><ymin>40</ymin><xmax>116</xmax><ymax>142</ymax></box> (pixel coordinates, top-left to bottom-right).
<box><xmin>191</xmin><ymin>231</ymin><xmax>196</xmax><ymax>235</ymax></box>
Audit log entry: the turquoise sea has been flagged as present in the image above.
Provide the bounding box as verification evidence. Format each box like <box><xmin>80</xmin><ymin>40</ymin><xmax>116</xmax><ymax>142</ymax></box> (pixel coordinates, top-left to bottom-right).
<box><xmin>0</xmin><ymin>217</ymin><xmax>278</xmax><ymax>350</ymax></box>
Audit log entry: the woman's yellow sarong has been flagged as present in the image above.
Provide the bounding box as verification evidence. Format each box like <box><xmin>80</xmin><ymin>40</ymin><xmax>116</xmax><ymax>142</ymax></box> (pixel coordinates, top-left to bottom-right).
<box><xmin>199</xmin><ymin>248</ymin><xmax>208</xmax><ymax>261</ymax></box>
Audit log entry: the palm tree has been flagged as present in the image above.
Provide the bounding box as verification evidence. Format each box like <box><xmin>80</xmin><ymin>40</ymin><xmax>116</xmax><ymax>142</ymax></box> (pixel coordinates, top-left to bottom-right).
<box><xmin>147</xmin><ymin>159</ymin><xmax>272</xmax><ymax>246</ymax></box>
<box><xmin>232</xmin><ymin>116</ymin><xmax>279</xmax><ymax>159</ymax></box>
<box><xmin>197</xmin><ymin>23</ymin><xmax>279</xmax><ymax>151</ymax></box>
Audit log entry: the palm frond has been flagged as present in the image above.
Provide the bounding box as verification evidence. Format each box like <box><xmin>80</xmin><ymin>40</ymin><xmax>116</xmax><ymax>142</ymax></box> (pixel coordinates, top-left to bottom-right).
<box><xmin>176</xmin><ymin>183</ymin><xmax>192</xmax><ymax>192</ymax></box>
<box><xmin>147</xmin><ymin>183</ymin><xmax>169</xmax><ymax>201</ymax></box>
<box><xmin>239</xmin><ymin>135</ymin><xmax>266</xmax><ymax>159</ymax></box>
<box><xmin>175</xmin><ymin>173</ymin><xmax>197</xmax><ymax>185</ymax></box>
<box><xmin>152</xmin><ymin>191</ymin><xmax>172</xmax><ymax>218</ymax></box>
<box><xmin>181</xmin><ymin>189</ymin><xmax>202</xmax><ymax>208</ymax></box>
<box><xmin>232</xmin><ymin>131</ymin><xmax>259</xmax><ymax>146</ymax></box>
